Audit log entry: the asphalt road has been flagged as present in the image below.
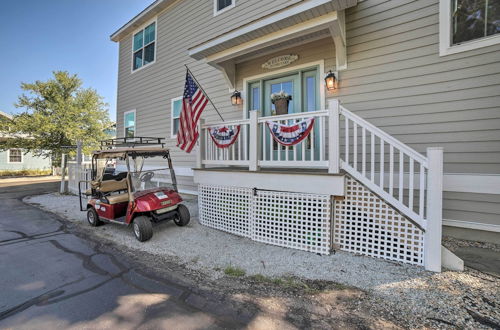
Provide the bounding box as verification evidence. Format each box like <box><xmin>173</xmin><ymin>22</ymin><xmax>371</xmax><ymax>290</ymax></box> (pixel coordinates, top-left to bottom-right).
<box><xmin>0</xmin><ymin>178</ymin><xmax>243</xmax><ymax>329</ymax></box>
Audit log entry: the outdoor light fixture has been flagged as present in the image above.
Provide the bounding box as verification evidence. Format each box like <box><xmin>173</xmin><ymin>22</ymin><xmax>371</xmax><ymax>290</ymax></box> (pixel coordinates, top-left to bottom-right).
<box><xmin>325</xmin><ymin>70</ymin><xmax>337</xmax><ymax>91</ymax></box>
<box><xmin>231</xmin><ymin>90</ymin><xmax>242</xmax><ymax>105</ymax></box>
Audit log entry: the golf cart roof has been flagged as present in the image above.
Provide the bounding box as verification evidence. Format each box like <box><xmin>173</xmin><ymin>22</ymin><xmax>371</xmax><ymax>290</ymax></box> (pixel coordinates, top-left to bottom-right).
<box><xmin>93</xmin><ymin>147</ymin><xmax>170</xmax><ymax>159</ymax></box>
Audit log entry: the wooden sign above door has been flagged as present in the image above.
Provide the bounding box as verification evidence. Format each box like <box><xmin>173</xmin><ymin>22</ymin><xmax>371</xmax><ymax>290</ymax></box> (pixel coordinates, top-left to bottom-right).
<box><xmin>262</xmin><ymin>54</ymin><xmax>299</xmax><ymax>70</ymax></box>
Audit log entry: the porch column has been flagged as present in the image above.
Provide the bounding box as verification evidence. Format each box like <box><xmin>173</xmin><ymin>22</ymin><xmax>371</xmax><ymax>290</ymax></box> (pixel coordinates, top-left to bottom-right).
<box><xmin>249</xmin><ymin>110</ymin><xmax>259</xmax><ymax>171</ymax></box>
<box><xmin>424</xmin><ymin>147</ymin><xmax>443</xmax><ymax>272</ymax></box>
<box><xmin>196</xmin><ymin>118</ymin><xmax>205</xmax><ymax>169</ymax></box>
<box><xmin>328</xmin><ymin>99</ymin><xmax>340</xmax><ymax>174</ymax></box>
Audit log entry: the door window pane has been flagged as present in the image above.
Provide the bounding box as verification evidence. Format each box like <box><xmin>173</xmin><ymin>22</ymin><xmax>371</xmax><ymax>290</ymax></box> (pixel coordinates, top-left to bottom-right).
<box><xmin>251</xmin><ymin>86</ymin><xmax>260</xmax><ymax>111</ymax></box>
<box><xmin>124</xmin><ymin>111</ymin><xmax>135</xmax><ymax>138</ymax></box>
<box><xmin>305</xmin><ymin>76</ymin><xmax>316</xmax><ymax>111</ymax></box>
<box><xmin>271</xmin><ymin>81</ymin><xmax>293</xmax><ymax>113</ymax></box>
<box><xmin>453</xmin><ymin>0</ymin><xmax>500</xmax><ymax>44</ymax></box>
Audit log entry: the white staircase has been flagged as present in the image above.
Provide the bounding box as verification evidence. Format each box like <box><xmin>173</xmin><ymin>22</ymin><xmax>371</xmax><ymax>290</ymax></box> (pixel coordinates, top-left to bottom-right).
<box><xmin>195</xmin><ymin>99</ymin><xmax>457</xmax><ymax>272</ymax></box>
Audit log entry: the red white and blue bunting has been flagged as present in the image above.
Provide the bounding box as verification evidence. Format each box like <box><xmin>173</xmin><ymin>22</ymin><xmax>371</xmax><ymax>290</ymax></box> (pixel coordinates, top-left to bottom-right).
<box><xmin>209</xmin><ymin>125</ymin><xmax>241</xmax><ymax>148</ymax></box>
<box><xmin>266</xmin><ymin>118</ymin><xmax>315</xmax><ymax>147</ymax></box>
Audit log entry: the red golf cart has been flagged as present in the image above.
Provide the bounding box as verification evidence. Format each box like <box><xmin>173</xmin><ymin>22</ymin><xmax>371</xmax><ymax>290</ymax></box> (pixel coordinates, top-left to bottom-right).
<box><xmin>79</xmin><ymin>137</ymin><xmax>190</xmax><ymax>241</ymax></box>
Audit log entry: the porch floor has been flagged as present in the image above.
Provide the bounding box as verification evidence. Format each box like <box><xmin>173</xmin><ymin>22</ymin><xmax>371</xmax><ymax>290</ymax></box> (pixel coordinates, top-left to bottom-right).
<box><xmin>194</xmin><ymin>166</ymin><xmax>346</xmax><ymax>176</ymax></box>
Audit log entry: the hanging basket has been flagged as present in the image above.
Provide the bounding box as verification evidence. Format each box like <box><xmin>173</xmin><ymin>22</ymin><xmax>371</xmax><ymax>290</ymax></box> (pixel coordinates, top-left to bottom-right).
<box><xmin>274</xmin><ymin>99</ymin><xmax>289</xmax><ymax>115</ymax></box>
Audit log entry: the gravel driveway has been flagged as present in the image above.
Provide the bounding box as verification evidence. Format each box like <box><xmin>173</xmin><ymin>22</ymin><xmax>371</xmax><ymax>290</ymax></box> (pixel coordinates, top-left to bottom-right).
<box><xmin>26</xmin><ymin>193</ymin><xmax>500</xmax><ymax>329</ymax></box>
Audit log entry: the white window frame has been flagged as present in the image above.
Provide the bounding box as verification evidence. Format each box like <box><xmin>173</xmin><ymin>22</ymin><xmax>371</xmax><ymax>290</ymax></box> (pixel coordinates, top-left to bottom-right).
<box><xmin>213</xmin><ymin>0</ymin><xmax>235</xmax><ymax>16</ymax></box>
<box><xmin>439</xmin><ymin>0</ymin><xmax>500</xmax><ymax>56</ymax></box>
<box><xmin>124</xmin><ymin>109</ymin><xmax>136</xmax><ymax>138</ymax></box>
<box><xmin>171</xmin><ymin>96</ymin><xmax>182</xmax><ymax>138</ymax></box>
<box><xmin>131</xmin><ymin>17</ymin><xmax>157</xmax><ymax>73</ymax></box>
<box><xmin>7</xmin><ymin>149</ymin><xmax>23</xmax><ymax>164</ymax></box>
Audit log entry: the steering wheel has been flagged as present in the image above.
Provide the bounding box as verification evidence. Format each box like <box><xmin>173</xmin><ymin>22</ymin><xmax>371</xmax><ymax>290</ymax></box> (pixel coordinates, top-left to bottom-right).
<box><xmin>139</xmin><ymin>171</ymin><xmax>155</xmax><ymax>182</ymax></box>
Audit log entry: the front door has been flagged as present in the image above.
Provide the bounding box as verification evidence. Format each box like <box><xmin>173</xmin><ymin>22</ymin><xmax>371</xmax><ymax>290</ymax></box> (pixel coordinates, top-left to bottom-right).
<box><xmin>248</xmin><ymin>67</ymin><xmax>321</xmax><ymax>162</ymax></box>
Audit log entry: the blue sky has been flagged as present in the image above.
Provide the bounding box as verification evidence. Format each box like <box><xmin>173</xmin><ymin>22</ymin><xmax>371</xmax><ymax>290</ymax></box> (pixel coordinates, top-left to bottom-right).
<box><xmin>0</xmin><ymin>0</ymin><xmax>154</xmax><ymax>121</ymax></box>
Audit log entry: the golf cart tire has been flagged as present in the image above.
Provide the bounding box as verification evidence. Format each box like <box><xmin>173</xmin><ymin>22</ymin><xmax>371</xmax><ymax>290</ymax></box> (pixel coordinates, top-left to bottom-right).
<box><xmin>133</xmin><ymin>216</ymin><xmax>153</xmax><ymax>242</ymax></box>
<box><xmin>175</xmin><ymin>204</ymin><xmax>190</xmax><ymax>227</ymax></box>
<box><xmin>87</xmin><ymin>207</ymin><xmax>102</xmax><ymax>227</ymax></box>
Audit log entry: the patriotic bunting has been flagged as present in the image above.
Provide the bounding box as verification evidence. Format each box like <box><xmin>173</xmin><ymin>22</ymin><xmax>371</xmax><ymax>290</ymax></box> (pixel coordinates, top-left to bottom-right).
<box><xmin>266</xmin><ymin>118</ymin><xmax>315</xmax><ymax>147</ymax></box>
<box><xmin>209</xmin><ymin>125</ymin><xmax>241</xmax><ymax>148</ymax></box>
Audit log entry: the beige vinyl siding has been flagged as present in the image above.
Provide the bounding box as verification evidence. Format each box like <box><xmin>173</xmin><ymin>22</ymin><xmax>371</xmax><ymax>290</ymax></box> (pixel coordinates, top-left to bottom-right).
<box><xmin>115</xmin><ymin>0</ymin><xmax>500</xmax><ymax>228</ymax></box>
<box><xmin>337</xmin><ymin>0</ymin><xmax>500</xmax><ymax>175</ymax></box>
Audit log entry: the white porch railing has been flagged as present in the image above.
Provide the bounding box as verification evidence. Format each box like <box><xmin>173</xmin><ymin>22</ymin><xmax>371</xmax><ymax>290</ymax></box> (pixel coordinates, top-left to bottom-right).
<box><xmin>198</xmin><ymin>108</ymin><xmax>339</xmax><ymax>172</ymax></box>
<box><xmin>197</xmin><ymin>99</ymin><xmax>443</xmax><ymax>271</ymax></box>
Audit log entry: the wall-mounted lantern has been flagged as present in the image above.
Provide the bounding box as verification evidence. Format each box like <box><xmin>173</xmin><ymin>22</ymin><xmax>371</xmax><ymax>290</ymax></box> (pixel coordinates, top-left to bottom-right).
<box><xmin>231</xmin><ymin>90</ymin><xmax>242</xmax><ymax>105</ymax></box>
<box><xmin>325</xmin><ymin>70</ymin><xmax>338</xmax><ymax>91</ymax></box>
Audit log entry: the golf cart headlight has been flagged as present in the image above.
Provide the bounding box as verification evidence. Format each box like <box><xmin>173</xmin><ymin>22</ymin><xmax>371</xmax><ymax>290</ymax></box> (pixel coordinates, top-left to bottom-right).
<box><xmin>156</xmin><ymin>205</ymin><xmax>178</xmax><ymax>214</ymax></box>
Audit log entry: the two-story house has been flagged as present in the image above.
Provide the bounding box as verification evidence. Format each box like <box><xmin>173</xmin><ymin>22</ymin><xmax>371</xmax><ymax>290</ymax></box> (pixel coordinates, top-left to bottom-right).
<box><xmin>110</xmin><ymin>0</ymin><xmax>500</xmax><ymax>271</ymax></box>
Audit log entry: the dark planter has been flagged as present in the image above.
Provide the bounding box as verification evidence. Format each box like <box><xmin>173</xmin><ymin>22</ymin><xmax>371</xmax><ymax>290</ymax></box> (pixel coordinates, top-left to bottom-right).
<box><xmin>274</xmin><ymin>99</ymin><xmax>289</xmax><ymax>115</ymax></box>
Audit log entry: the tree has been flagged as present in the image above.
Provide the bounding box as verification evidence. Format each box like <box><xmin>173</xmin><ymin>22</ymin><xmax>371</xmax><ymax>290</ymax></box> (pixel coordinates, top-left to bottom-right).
<box><xmin>0</xmin><ymin>71</ymin><xmax>112</xmax><ymax>163</ymax></box>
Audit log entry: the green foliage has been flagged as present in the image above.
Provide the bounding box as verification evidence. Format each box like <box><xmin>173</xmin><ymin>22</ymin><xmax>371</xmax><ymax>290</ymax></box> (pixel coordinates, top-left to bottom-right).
<box><xmin>0</xmin><ymin>71</ymin><xmax>111</xmax><ymax>162</ymax></box>
<box><xmin>224</xmin><ymin>266</ymin><xmax>246</xmax><ymax>277</ymax></box>
<box><xmin>0</xmin><ymin>169</ymin><xmax>52</xmax><ymax>177</ymax></box>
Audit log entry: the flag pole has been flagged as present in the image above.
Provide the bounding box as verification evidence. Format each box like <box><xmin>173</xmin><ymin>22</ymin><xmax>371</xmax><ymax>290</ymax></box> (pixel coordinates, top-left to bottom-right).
<box><xmin>184</xmin><ymin>64</ymin><xmax>224</xmax><ymax>122</ymax></box>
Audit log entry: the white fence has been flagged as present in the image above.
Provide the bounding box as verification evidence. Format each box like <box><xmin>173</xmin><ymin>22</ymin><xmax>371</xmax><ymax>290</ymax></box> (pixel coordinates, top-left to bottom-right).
<box><xmin>67</xmin><ymin>162</ymin><xmax>92</xmax><ymax>195</ymax></box>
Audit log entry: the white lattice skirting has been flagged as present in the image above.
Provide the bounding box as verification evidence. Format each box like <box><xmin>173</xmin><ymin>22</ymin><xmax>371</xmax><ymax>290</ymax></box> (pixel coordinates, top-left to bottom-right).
<box><xmin>199</xmin><ymin>184</ymin><xmax>331</xmax><ymax>254</ymax></box>
<box><xmin>199</xmin><ymin>177</ymin><xmax>424</xmax><ymax>265</ymax></box>
<box><xmin>333</xmin><ymin>177</ymin><xmax>424</xmax><ymax>266</ymax></box>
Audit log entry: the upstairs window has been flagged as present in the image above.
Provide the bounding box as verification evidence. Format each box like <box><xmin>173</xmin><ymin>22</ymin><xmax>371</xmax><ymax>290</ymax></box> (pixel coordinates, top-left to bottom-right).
<box><xmin>8</xmin><ymin>149</ymin><xmax>22</xmax><ymax>163</ymax></box>
<box><xmin>132</xmin><ymin>21</ymin><xmax>156</xmax><ymax>71</ymax></box>
<box><xmin>124</xmin><ymin>110</ymin><xmax>136</xmax><ymax>138</ymax></box>
<box><xmin>171</xmin><ymin>97</ymin><xmax>182</xmax><ymax>138</ymax></box>
<box><xmin>440</xmin><ymin>0</ymin><xmax>500</xmax><ymax>55</ymax></box>
<box><xmin>214</xmin><ymin>0</ymin><xmax>235</xmax><ymax>15</ymax></box>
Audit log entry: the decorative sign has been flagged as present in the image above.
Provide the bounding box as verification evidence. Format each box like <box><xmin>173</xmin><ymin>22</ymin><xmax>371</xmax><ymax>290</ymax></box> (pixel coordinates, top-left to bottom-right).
<box><xmin>209</xmin><ymin>125</ymin><xmax>241</xmax><ymax>148</ymax></box>
<box><xmin>262</xmin><ymin>54</ymin><xmax>299</xmax><ymax>69</ymax></box>
<box><xmin>266</xmin><ymin>118</ymin><xmax>315</xmax><ymax>146</ymax></box>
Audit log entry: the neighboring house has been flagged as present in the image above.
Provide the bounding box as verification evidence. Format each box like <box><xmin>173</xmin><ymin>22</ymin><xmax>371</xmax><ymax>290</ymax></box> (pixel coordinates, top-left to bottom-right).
<box><xmin>0</xmin><ymin>111</ymin><xmax>52</xmax><ymax>172</ymax></box>
<box><xmin>110</xmin><ymin>0</ymin><xmax>500</xmax><ymax>271</ymax></box>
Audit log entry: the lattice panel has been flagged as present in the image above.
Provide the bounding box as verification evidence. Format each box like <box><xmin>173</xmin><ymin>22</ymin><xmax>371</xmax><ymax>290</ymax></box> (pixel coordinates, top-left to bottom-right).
<box><xmin>199</xmin><ymin>184</ymin><xmax>253</xmax><ymax>238</ymax></box>
<box><xmin>334</xmin><ymin>177</ymin><xmax>424</xmax><ymax>265</ymax></box>
<box><xmin>253</xmin><ymin>191</ymin><xmax>331</xmax><ymax>255</ymax></box>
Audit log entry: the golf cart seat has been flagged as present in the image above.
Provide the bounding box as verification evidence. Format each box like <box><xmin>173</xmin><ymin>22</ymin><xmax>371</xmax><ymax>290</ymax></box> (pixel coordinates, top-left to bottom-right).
<box><xmin>85</xmin><ymin>178</ymin><xmax>128</xmax><ymax>195</ymax></box>
<box><xmin>105</xmin><ymin>193</ymin><xmax>129</xmax><ymax>204</ymax></box>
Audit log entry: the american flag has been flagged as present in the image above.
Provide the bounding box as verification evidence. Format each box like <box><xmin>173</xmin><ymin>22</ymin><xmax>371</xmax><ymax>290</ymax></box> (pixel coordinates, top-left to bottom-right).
<box><xmin>177</xmin><ymin>71</ymin><xmax>208</xmax><ymax>153</ymax></box>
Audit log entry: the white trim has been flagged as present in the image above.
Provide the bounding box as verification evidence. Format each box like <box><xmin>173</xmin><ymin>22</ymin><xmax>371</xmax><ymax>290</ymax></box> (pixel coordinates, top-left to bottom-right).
<box><xmin>190</xmin><ymin>0</ymin><xmax>336</xmax><ymax>57</ymax></box>
<box><xmin>444</xmin><ymin>173</ymin><xmax>500</xmax><ymax>195</ymax></box>
<box><xmin>179</xmin><ymin>189</ymin><xmax>198</xmax><ymax>196</ymax></box>
<box><xmin>194</xmin><ymin>169</ymin><xmax>345</xmax><ymax>195</ymax></box>
<box><xmin>131</xmin><ymin>17</ymin><xmax>157</xmax><ymax>73</ymax></box>
<box><xmin>170</xmin><ymin>96</ymin><xmax>182</xmax><ymax>138</ymax></box>
<box><xmin>443</xmin><ymin>219</ymin><xmax>500</xmax><ymax>233</ymax></box>
<box><xmin>213</xmin><ymin>0</ymin><xmax>235</xmax><ymax>16</ymax></box>
<box><xmin>123</xmin><ymin>109</ymin><xmax>136</xmax><ymax>138</ymax></box>
<box><xmin>439</xmin><ymin>0</ymin><xmax>500</xmax><ymax>56</ymax></box>
<box><xmin>242</xmin><ymin>60</ymin><xmax>326</xmax><ymax>119</ymax></box>
<box><xmin>6</xmin><ymin>149</ymin><xmax>23</xmax><ymax>164</ymax></box>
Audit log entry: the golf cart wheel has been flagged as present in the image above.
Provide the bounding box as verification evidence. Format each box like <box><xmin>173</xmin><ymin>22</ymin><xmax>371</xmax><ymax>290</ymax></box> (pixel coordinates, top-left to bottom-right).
<box><xmin>133</xmin><ymin>216</ymin><xmax>153</xmax><ymax>242</ymax></box>
<box><xmin>87</xmin><ymin>207</ymin><xmax>102</xmax><ymax>227</ymax></box>
<box><xmin>174</xmin><ymin>204</ymin><xmax>190</xmax><ymax>227</ymax></box>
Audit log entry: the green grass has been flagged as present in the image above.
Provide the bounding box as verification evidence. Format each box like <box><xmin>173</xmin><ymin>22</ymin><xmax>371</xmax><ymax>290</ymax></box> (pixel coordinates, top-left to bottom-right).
<box><xmin>224</xmin><ymin>266</ymin><xmax>246</xmax><ymax>277</ymax></box>
<box><xmin>0</xmin><ymin>169</ymin><xmax>52</xmax><ymax>177</ymax></box>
